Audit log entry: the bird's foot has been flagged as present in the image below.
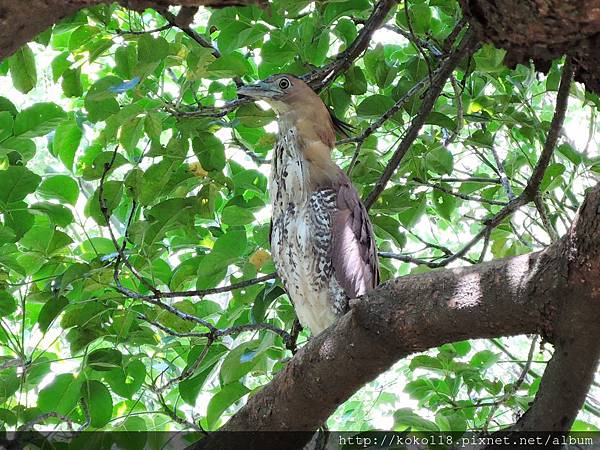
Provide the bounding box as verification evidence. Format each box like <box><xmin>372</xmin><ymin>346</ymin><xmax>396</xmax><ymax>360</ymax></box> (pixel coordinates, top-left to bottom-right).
<box><xmin>348</xmin><ymin>294</ymin><xmax>365</xmax><ymax>310</ymax></box>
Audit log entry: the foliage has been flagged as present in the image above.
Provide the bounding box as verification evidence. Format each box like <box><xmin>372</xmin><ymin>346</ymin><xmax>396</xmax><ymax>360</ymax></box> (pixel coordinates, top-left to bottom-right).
<box><xmin>0</xmin><ymin>0</ymin><xmax>599</xmax><ymax>438</ymax></box>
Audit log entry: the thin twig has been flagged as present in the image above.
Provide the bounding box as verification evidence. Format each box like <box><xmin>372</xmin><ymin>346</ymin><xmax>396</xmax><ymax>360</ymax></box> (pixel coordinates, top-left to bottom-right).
<box><xmin>364</xmin><ymin>30</ymin><xmax>480</xmax><ymax>210</ymax></box>
<box><xmin>155</xmin><ymin>340</ymin><xmax>213</xmax><ymax>393</ymax></box>
<box><xmin>382</xmin><ymin>23</ymin><xmax>443</xmax><ymax>57</ymax></box>
<box><xmin>303</xmin><ymin>0</ymin><xmax>398</xmax><ymax>91</ymax></box>
<box><xmin>403</xmin><ymin>0</ymin><xmax>433</xmax><ymax>82</ymax></box>
<box><xmin>157</xmin><ymin>393</ymin><xmax>204</xmax><ymax>431</ymax></box>
<box><xmin>412</xmin><ymin>178</ymin><xmax>509</xmax><ymax>206</ymax></box>
<box><xmin>98</xmin><ymin>146</ymin><xmax>160</xmax><ymax>296</ymax></box>
<box><xmin>19</xmin><ymin>412</ymin><xmax>76</xmax><ymax>431</ymax></box>
<box><xmin>483</xmin><ymin>336</ymin><xmax>539</xmax><ymax>432</ymax></box>
<box><xmin>417</xmin><ymin>57</ymin><xmax>573</xmax><ymax>268</ymax></box>
<box><xmin>491</xmin><ymin>144</ymin><xmax>515</xmax><ymax>201</ymax></box>
<box><xmin>116</xmin><ymin>24</ymin><xmax>172</xmax><ymax>35</ymax></box>
<box><xmin>170</xmin><ymin>0</ymin><xmax>397</xmax><ymax>118</ymax></box>
<box><xmin>444</xmin><ymin>74</ymin><xmax>463</xmax><ymax>145</ymax></box>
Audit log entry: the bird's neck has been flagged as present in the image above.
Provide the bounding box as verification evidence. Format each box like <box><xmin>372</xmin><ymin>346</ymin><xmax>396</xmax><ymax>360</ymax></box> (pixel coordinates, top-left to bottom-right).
<box><xmin>270</xmin><ymin>118</ymin><xmax>341</xmax><ymax>210</ymax></box>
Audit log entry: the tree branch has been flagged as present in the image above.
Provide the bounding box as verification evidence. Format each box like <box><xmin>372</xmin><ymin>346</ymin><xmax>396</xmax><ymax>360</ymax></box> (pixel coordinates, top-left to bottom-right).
<box><xmin>0</xmin><ymin>0</ymin><xmax>266</xmax><ymax>62</ymax></box>
<box><xmin>364</xmin><ymin>30</ymin><xmax>481</xmax><ymax>210</ymax></box>
<box><xmin>302</xmin><ymin>0</ymin><xmax>398</xmax><ymax>91</ymax></box>
<box><xmin>189</xmin><ymin>180</ymin><xmax>600</xmax><ymax>450</ymax></box>
<box><xmin>410</xmin><ymin>57</ymin><xmax>573</xmax><ymax>269</ymax></box>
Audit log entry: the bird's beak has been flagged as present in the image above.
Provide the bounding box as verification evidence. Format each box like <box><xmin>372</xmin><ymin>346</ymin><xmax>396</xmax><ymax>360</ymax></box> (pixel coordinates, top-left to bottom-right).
<box><xmin>237</xmin><ymin>81</ymin><xmax>280</xmax><ymax>100</ymax></box>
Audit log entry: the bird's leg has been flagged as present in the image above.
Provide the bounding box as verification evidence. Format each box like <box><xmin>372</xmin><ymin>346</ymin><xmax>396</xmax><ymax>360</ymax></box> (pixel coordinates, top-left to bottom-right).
<box><xmin>286</xmin><ymin>318</ymin><xmax>303</xmax><ymax>355</ymax></box>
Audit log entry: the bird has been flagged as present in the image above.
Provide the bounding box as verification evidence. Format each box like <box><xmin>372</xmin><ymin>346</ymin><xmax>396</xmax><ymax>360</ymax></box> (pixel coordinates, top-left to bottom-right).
<box><xmin>237</xmin><ymin>74</ymin><xmax>379</xmax><ymax>335</ymax></box>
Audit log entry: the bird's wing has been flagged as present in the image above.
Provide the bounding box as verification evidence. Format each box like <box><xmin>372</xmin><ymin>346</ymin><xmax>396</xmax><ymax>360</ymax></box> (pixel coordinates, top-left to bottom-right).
<box><xmin>331</xmin><ymin>175</ymin><xmax>379</xmax><ymax>299</ymax></box>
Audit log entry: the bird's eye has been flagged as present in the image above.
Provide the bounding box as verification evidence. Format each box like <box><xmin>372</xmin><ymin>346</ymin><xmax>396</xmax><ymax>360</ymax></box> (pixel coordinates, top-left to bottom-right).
<box><xmin>278</xmin><ymin>78</ymin><xmax>290</xmax><ymax>90</ymax></box>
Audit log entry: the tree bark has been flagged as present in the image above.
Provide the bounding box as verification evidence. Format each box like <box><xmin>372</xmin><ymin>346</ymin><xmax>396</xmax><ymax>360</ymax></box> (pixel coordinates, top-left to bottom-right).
<box><xmin>191</xmin><ymin>182</ymin><xmax>600</xmax><ymax>450</ymax></box>
<box><xmin>459</xmin><ymin>0</ymin><xmax>600</xmax><ymax>95</ymax></box>
<box><xmin>0</xmin><ymin>0</ymin><xmax>264</xmax><ymax>62</ymax></box>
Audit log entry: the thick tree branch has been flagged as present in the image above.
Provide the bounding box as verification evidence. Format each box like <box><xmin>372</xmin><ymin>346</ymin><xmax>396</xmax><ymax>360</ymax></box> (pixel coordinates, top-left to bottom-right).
<box><xmin>191</xmin><ymin>180</ymin><xmax>600</xmax><ymax>450</ymax></box>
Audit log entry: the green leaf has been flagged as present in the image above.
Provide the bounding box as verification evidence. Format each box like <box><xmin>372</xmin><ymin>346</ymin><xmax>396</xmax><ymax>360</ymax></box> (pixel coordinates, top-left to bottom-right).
<box><xmin>557</xmin><ymin>143</ymin><xmax>583</xmax><ymax>165</ymax></box>
<box><xmin>82</xmin><ymin>151</ymin><xmax>128</xmax><ymax>180</ymax></box>
<box><xmin>154</xmin><ymin>299</ymin><xmax>196</xmax><ymax>333</ymax></box>
<box><xmin>372</xmin><ymin>215</ymin><xmax>406</xmax><ymax>248</ymax></box>
<box><xmin>87</xmin><ymin>348</ymin><xmax>123</xmax><ymax>371</ymax></box>
<box><xmin>30</xmin><ymin>202</ymin><xmax>74</xmax><ymax>228</ymax></box>
<box><xmin>137</xmin><ymin>34</ymin><xmax>169</xmax><ymax>63</ymax></box>
<box><xmin>38</xmin><ymin>175</ymin><xmax>79</xmax><ymax>205</ymax></box>
<box><xmin>105</xmin><ymin>359</ymin><xmax>145</xmax><ymax>399</ymax></box>
<box><xmin>0</xmin><ymin>166</ymin><xmax>41</xmax><ymax>204</ymax></box>
<box><xmin>470</xmin><ymin>350</ymin><xmax>500</xmax><ymax>370</ymax></box>
<box><xmin>213</xmin><ymin>229</ymin><xmax>247</xmax><ymax>258</ymax></box>
<box><xmin>235</xmin><ymin>104</ymin><xmax>276</xmax><ymax>128</ymax></box>
<box><xmin>0</xmin><ymin>369</ymin><xmax>19</xmax><ymax>403</ymax></box>
<box><xmin>540</xmin><ymin>163</ymin><xmax>565</xmax><ymax>192</ymax></box>
<box><xmin>0</xmin><ymin>291</ymin><xmax>17</xmax><ymax>317</ymax></box>
<box><xmin>0</xmin><ymin>225</ymin><xmax>16</xmax><ymax>245</ymax></box>
<box><xmin>51</xmin><ymin>52</ymin><xmax>70</xmax><ymax>82</ymax></box>
<box><xmin>38</xmin><ymin>295</ymin><xmax>69</xmax><ymax>333</ymax></box>
<box><xmin>119</xmin><ymin>117</ymin><xmax>144</xmax><ymax>154</ymax></box>
<box><xmin>115</xmin><ymin>45</ymin><xmax>138</xmax><ymax>80</ymax></box>
<box><xmin>206</xmin><ymin>53</ymin><xmax>247</xmax><ymax>78</ymax></box>
<box><xmin>220</xmin><ymin>340</ymin><xmax>262</xmax><ymax>385</ymax></box>
<box><xmin>426</xmin><ymin>112</ymin><xmax>456</xmax><ymax>131</ymax></box>
<box><xmin>38</xmin><ymin>373</ymin><xmax>83</xmax><ymax>415</ymax></box>
<box><xmin>84</xmin><ymin>76</ymin><xmax>122</xmax><ymax>122</ymax></box>
<box><xmin>9</xmin><ymin>45</ymin><xmax>37</xmax><ymax>94</ymax></box>
<box><xmin>217</xmin><ymin>22</ymin><xmax>267</xmax><ymax>54</ymax></box>
<box><xmin>206</xmin><ymin>381</ymin><xmax>249</xmax><ymax>429</ymax></box>
<box><xmin>85</xmin><ymin>180</ymin><xmax>123</xmax><ymax>226</ymax></box>
<box><xmin>572</xmin><ymin>420</ymin><xmax>600</xmax><ymax>431</ymax></box>
<box><xmin>425</xmin><ymin>146</ymin><xmax>454</xmax><ymax>175</ymax></box>
<box><xmin>20</xmin><ymin>222</ymin><xmax>73</xmax><ymax>255</ymax></box>
<box><xmin>0</xmin><ymin>97</ymin><xmax>17</xmax><ymax>116</ymax></box>
<box><xmin>13</xmin><ymin>103</ymin><xmax>66</xmax><ymax>138</ymax></box>
<box><xmin>356</xmin><ymin>95</ymin><xmax>395</xmax><ymax>118</ymax></box>
<box><xmin>179</xmin><ymin>344</ymin><xmax>228</xmax><ymax>405</ymax></box>
<box><xmin>81</xmin><ymin>380</ymin><xmax>113</xmax><ymax>428</ymax></box>
<box><xmin>114</xmin><ymin>416</ymin><xmax>147</xmax><ymax>450</ymax></box>
<box><xmin>192</xmin><ymin>132</ymin><xmax>226</xmax><ymax>171</ymax></box>
<box><xmin>62</xmin><ymin>67</ymin><xmax>84</xmax><ymax>97</ymax></box>
<box><xmin>474</xmin><ymin>44</ymin><xmax>506</xmax><ymax>73</ymax></box>
<box><xmin>144</xmin><ymin>112</ymin><xmax>162</xmax><ymax>141</ymax></box>
<box><xmin>53</xmin><ymin>120</ymin><xmax>83</xmax><ymax>170</ymax></box>
<box><xmin>404</xmin><ymin>379</ymin><xmax>435</xmax><ymax>400</ymax></box>
<box><xmin>251</xmin><ymin>285</ymin><xmax>285</xmax><ymax>323</ymax></box>
<box><xmin>221</xmin><ymin>205</ymin><xmax>255</xmax><ymax>226</ymax></box>
<box><xmin>403</xmin><ymin>4</ymin><xmax>432</xmax><ymax>34</ymax></box>
<box><xmin>0</xmin><ymin>111</ymin><xmax>14</xmax><ymax>141</ymax></box>
<box><xmin>409</xmin><ymin>355</ymin><xmax>444</xmax><ymax>372</ymax></box>
<box><xmin>393</xmin><ymin>407</ymin><xmax>439</xmax><ymax>432</ymax></box>
<box><xmin>0</xmin><ymin>137</ymin><xmax>36</xmax><ymax>162</ymax></box>
<box><xmin>432</xmin><ymin>187</ymin><xmax>458</xmax><ymax>221</ymax></box>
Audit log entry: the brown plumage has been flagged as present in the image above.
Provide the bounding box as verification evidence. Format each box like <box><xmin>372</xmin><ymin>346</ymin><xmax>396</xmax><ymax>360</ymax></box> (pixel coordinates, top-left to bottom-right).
<box><xmin>238</xmin><ymin>74</ymin><xmax>379</xmax><ymax>334</ymax></box>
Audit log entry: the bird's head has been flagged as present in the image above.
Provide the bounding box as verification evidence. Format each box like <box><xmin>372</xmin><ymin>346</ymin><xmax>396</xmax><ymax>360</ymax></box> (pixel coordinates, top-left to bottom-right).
<box><xmin>237</xmin><ymin>74</ymin><xmax>314</xmax><ymax>115</ymax></box>
<box><xmin>238</xmin><ymin>74</ymin><xmax>354</xmax><ymax>146</ymax></box>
